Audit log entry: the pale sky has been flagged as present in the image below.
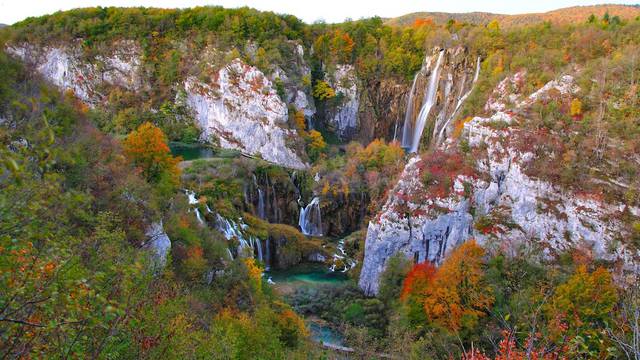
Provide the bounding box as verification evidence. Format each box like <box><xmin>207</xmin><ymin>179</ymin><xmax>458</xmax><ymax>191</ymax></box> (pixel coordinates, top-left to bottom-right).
<box><xmin>0</xmin><ymin>0</ymin><xmax>638</xmax><ymax>25</ymax></box>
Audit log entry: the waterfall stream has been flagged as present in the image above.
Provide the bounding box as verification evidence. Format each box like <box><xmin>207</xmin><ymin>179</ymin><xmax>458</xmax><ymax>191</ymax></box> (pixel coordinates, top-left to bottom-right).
<box><xmin>257</xmin><ymin>188</ymin><xmax>265</xmax><ymax>219</ymax></box>
<box><xmin>401</xmin><ymin>49</ymin><xmax>445</xmax><ymax>153</ymax></box>
<box><xmin>299</xmin><ymin>197</ymin><xmax>323</xmax><ymax>236</ymax></box>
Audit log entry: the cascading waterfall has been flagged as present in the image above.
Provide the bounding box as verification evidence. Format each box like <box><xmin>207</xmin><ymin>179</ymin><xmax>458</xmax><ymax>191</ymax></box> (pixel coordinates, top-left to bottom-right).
<box><xmin>185</xmin><ymin>189</ymin><xmax>204</xmax><ymax>224</ymax></box>
<box><xmin>299</xmin><ymin>197</ymin><xmax>323</xmax><ymax>236</ymax></box>
<box><xmin>436</xmin><ymin>56</ymin><xmax>481</xmax><ymax>144</ymax></box>
<box><xmin>396</xmin><ymin>72</ymin><xmax>419</xmax><ymax>143</ymax></box>
<box><xmin>329</xmin><ymin>238</ymin><xmax>357</xmax><ymax>273</ymax></box>
<box><xmin>265</xmin><ymin>237</ymin><xmax>271</xmax><ymax>270</ymax></box>
<box><xmin>215</xmin><ymin>214</ymin><xmax>265</xmax><ymax>261</ymax></box>
<box><xmin>186</xmin><ymin>189</ymin><xmax>270</xmax><ymax>266</ymax></box>
<box><xmin>401</xmin><ymin>49</ymin><xmax>445</xmax><ymax>153</ymax></box>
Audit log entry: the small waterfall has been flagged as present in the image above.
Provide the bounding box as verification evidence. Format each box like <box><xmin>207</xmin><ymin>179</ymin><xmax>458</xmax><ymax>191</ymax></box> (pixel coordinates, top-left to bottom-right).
<box><xmin>257</xmin><ymin>188</ymin><xmax>265</xmax><ymax>219</ymax></box>
<box><xmin>299</xmin><ymin>197</ymin><xmax>323</xmax><ymax>236</ymax></box>
<box><xmin>185</xmin><ymin>189</ymin><xmax>204</xmax><ymax>225</ymax></box>
<box><xmin>436</xmin><ymin>56</ymin><xmax>481</xmax><ymax>144</ymax></box>
<box><xmin>271</xmin><ymin>183</ymin><xmax>278</xmax><ymax>222</ymax></box>
<box><xmin>185</xmin><ymin>189</ymin><xmax>198</xmax><ymax>205</ymax></box>
<box><xmin>255</xmin><ymin>238</ymin><xmax>263</xmax><ymax>262</ymax></box>
<box><xmin>402</xmin><ymin>49</ymin><xmax>445</xmax><ymax>153</ymax></box>
<box><xmin>265</xmin><ymin>237</ymin><xmax>271</xmax><ymax>271</ymax></box>
<box><xmin>400</xmin><ymin>72</ymin><xmax>420</xmax><ymax>147</ymax></box>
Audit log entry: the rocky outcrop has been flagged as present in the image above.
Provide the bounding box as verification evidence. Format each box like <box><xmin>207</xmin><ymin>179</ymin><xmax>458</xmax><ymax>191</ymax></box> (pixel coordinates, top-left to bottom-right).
<box><xmin>319</xmin><ymin>191</ymin><xmax>370</xmax><ymax>237</ymax></box>
<box><xmin>325</xmin><ymin>64</ymin><xmax>359</xmax><ymax>139</ymax></box>
<box><xmin>358</xmin><ymin>78</ymin><xmax>410</xmax><ymax>143</ymax></box>
<box><xmin>359</xmin><ymin>72</ymin><xmax>639</xmax><ymax>296</ymax></box>
<box><xmin>7</xmin><ymin>41</ymin><xmax>143</xmax><ymax>105</ymax></box>
<box><xmin>273</xmin><ymin>42</ymin><xmax>316</xmax><ymax>118</ymax></box>
<box><xmin>358</xmin><ymin>155</ymin><xmax>475</xmax><ymax>295</ymax></box>
<box><xmin>145</xmin><ymin>221</ymin><xmax>172</xmax><ymax>270</ymax></box>
<box><xmin>185</xmin><ymin>59</ymin><xmax>306</xmax><ymax>169</ymax></box>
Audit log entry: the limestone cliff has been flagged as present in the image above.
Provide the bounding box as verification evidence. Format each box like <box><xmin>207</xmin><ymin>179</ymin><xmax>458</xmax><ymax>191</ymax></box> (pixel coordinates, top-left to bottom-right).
<box><xmin>184</xmin><ymin>59</ymin><xmax>306</xmax><ymax>169</ymax></box>
<box><xmin>7</xmin><ymin>41</ymin><xmax>143</xmax><ymax>105</ymax></box>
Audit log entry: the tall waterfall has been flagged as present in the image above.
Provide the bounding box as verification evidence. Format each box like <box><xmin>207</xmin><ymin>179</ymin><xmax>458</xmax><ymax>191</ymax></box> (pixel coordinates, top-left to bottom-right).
<box><xmin>257</xmin><ymin>188</ymin><xmax>265</xmax><ymax>219</ymax></box>
<box><xmin>396</xmin><ymin>72</ymin><xmax>419</xmax><ymax>143</ymax></box>
<box><xmin>401</xmin><ymin>49</ymin><xmax>445</xmax><ymax>153</ymax></box>
<box><xmin>436</xmin><ymin>56</ymin><xmax>481</xmax><ymax>144</ymax></box>
<box><xmin>299</xmin><ymin>197</ymin><xmax>323</xmax><ymax>236</ymax></box>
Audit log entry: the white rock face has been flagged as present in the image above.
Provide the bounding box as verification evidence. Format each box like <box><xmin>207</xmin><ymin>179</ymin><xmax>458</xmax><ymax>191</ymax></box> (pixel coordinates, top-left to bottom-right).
<box><xmin>359</xmin><ymin>73</ymin><xmax>638</xmax><ymax>296</ymax></box>
<box><xmin>327</xmin><ymin>64</ymin><xmax>359</xmax><ymax>138</ymax></box>
<box><xmin>7</xmin><ymin>41</ymin><xmax>142</xmax><ymax>105</ymax></box>
<box><xmin>359</xmin><ymin>156</ymin><xmax>475</xmax><ymax>295</ymax></box>
<box><xmin>293</xmin><ymin>90</ymin><xmax>315</xmax><ymax>117</ymax></box>
<box><xmin>184</xmin><ymin>59</ymin><xmax>306</xmax><ymax>169</ymax></box>
<box><xmin>145</xmin><ymin>221</ymin><xmax>172</xmax><ymax>270</ymax></box>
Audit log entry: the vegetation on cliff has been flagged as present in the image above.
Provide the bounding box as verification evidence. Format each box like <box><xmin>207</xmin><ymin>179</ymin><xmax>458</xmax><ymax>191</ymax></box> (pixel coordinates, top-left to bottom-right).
<box><xmin>2</xmin><ymin>5</ymin><xmax>640</xmax><ymax>359</ymax></box>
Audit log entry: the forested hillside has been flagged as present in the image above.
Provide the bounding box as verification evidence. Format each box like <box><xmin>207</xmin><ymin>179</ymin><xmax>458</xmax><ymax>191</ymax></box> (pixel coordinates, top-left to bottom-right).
<box><xmin>1</xmin><ymin>5</ymin><xmax>640</xmax><ymax>359</ymax></box>
<box><xmin>385</xmin><ymin>4</ymin><xmax>640</xmax><ymax>27</ymax></box>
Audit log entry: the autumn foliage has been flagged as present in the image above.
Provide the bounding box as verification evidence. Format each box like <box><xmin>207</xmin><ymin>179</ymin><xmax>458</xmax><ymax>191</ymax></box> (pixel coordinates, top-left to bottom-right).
<box><xmin>400</xmin><ymin>240</ymin><xmax>493</xmax><ymax>332</ymax></box>
<box><xmin>464</xmin><ymin>330</ymin><xmax>563</xmax><ymax>360</ymax></box>
<box><xmin>123</xmin><ymin>122</ymin><xmax>181</xmax><ymax>185</ymax></box>
<box><xmin>400</xmin><ymin>262</ymin><xmax>436</xmax><ymax>301</ymax></box>
<box><xmin>417</xmin><ymin>150</ymin><xmax>475</xmax><ymax>199</ymax></box>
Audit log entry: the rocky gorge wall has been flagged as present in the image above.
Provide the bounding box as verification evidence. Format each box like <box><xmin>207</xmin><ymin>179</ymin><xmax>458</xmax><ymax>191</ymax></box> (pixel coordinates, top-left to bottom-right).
<box><xmin>316</xmin><ymin>46</ymin><xmax>479</xmax><ymax>147</ymax></box>
<box><xmin>184</xmin><ymin>59</ymin><xmax>306</xmax><ymax>169</ymax></box>
<box><xmin>7</xmin><ymin>41</ymin><xmax>144</xmax><ymax>105</ymax></box>
<box><xmin>359</xmin><ymin>71</ymin><xmax>640</xmax><ymax>296</ymax></box>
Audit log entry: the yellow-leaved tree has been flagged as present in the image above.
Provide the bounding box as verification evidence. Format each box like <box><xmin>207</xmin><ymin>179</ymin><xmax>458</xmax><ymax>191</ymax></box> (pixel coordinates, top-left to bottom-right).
<box><xmin>305</xmin><ymin>130</ymin><xmax>327</xmax><ymax>162</ymax></box>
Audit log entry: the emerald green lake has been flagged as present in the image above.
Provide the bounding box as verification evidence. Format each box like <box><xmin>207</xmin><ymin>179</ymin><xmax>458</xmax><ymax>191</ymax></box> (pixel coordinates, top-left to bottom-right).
<box><xmin>269</xmin><ymin>264</ymin><xmax>349</xmax><ymax>286</ymax></box>
<box><xmin>169</xmin><ymin>143</ymin><xmax>215</xmax><ymax>161</ymax></box>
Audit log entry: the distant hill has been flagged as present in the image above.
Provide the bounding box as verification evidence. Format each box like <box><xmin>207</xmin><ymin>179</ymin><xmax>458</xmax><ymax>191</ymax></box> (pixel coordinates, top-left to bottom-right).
<box><xmin>0</xmin><ymin>24</ymin><xmax>7</xmax><ymax>29</ymax></box>
<box><xmin>385</xmin><ymin>4</ymin><xmax>640</xmax><ymax>27</ymax></box>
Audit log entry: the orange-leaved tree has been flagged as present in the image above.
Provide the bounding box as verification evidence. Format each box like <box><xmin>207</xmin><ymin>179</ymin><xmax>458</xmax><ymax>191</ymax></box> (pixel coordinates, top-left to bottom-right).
<box><xmin>401</xmin><ymin>262</ymin><xmax>437</xmax><ymax>301</ymax></box>
<box><xmin>123</xmin><ymin>122</ymin><xmax>181</xmax><ymax>185</ymax></box>
<box><xmin>401</xmin><ymin>262</ymin><xmax>437</xmax><ymax>326</ymax></box>
<box><xmin>422</xmin><ymin>240</ymin><xmax>493</xmax><ymax>332</ymax></box>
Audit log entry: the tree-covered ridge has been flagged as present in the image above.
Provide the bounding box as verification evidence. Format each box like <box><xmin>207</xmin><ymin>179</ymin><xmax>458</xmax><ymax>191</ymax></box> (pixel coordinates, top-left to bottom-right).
<box><xmin>384</xmin><ymin>4</ymin><xmax>640</xmax><ymax>28</ymax></box>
